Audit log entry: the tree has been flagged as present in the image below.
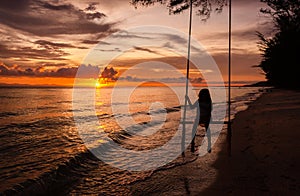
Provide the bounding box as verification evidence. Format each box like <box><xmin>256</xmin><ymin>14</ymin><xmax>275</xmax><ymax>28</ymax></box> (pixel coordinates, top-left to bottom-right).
<box><xmin>131</xmin><ymin>0</ymin><xmax>226</xmax><ymax>21</ymax></box>
<box><xmin>257</xmin><ymin>0</ymin><xmax>300</xmax><ymax>88</ymax></box>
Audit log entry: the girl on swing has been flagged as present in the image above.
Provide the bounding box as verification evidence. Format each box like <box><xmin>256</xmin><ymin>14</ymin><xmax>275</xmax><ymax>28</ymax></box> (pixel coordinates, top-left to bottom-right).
<box><xmin>186</xmin><ymin>88</ymin><xmax>212</xmax><ymax>153</ymax></box>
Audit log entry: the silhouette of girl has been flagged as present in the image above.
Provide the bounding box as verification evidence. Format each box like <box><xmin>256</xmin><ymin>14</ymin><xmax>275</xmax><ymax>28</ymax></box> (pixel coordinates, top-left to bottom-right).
<box><xmin>186</xmin><ymin>88</ymin><xmax>212</xmax><ymax>153</ymax></box>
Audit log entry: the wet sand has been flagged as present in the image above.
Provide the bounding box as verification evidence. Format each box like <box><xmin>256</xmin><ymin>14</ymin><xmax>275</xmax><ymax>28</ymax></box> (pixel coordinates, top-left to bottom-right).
<box><xmin>130</xmin><ymin>89</ymin><xmax>300</xmax><ymax>195</ymax></box>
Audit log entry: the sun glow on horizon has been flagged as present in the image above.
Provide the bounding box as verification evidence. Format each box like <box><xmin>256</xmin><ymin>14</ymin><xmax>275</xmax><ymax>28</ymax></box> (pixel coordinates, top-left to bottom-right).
<box><xmin>95</xmin><ymin>77</ymin><xmax>114</xmax><ymax>88</ymax></box>
<box><xmin>95</xmin><ymin>81</ymin><xmax>101</xmax><ymax>88</ymax></box>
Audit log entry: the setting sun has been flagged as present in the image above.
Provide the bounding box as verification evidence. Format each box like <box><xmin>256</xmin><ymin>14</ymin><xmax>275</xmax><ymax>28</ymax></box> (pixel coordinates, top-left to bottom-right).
<box><xmin>95</xmin><ymin>78</ymin><xmax>111</xmax><ymax>88</ymax></box>
<box><xmin>95</xmin><ymin>81</ymin><xmax>101</xmax><ymax>88</ymax></box>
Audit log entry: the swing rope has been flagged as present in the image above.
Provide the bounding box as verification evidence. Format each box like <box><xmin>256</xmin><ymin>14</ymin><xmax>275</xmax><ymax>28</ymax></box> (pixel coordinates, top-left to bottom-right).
<box><xmin>227</xmin><ymin>0</ymin><xmax>232</xmax><ymax>156</ymax></box>
<box><xmin>182</xmin><ymin>0</ymin><xmax>193</xmax><ymax>157</ymax></box>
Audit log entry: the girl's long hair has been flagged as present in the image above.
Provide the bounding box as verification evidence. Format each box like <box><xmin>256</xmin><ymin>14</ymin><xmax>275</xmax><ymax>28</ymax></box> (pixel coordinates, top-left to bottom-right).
<box><xmin>198</xmin><ymin>88</ymin><xmax>212</xmax><ymax>103</ymax></box>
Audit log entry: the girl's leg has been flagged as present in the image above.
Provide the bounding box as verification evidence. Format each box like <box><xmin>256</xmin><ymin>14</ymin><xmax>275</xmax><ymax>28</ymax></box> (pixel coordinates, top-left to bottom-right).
<box><xmin>191</xmin><ymin>122</ymin><xmax>198</xmax><ymax>152</ymax></box>
<box><xmin>206</xmin><ymin>124</ymin><xmax>211</xmax><ymax>153</ymax></box>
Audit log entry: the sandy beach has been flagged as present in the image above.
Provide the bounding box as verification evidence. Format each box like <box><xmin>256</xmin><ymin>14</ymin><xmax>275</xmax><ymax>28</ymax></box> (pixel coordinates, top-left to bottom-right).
<box><xmin>130</xmin><ymin>88</ymin><xmax>300</xmax><ymax>195</ymax></box>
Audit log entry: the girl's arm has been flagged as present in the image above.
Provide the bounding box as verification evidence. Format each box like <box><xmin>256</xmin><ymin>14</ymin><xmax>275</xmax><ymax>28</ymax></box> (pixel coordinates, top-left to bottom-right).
<box><xmin>185</xmin><ymin>95</ymin><xmax>192</xmax><ymax>106</ymax></box>
<box><xmin>185</xmin><ymin>95</ymin><xmax>198</xmax><ymax>109</ymax></box>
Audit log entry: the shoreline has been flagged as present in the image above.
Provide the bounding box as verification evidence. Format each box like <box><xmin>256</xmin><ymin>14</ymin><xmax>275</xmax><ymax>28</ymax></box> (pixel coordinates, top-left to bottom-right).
<box><xmin>130</xmin><ymin>88</ymin><xmax>300</xmax><ymax>195</ymax></box>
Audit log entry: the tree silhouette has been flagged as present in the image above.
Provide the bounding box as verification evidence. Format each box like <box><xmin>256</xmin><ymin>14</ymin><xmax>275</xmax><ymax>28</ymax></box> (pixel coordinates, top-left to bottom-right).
<box><xmin>257</xmin><ymin>0</ymin><xmax>300</xmax><ymax>88</ymax></box>
<box><xmin>131</xmin><ymin>0</ymin><xmax>226</xmax><ymax>21</ymax></box>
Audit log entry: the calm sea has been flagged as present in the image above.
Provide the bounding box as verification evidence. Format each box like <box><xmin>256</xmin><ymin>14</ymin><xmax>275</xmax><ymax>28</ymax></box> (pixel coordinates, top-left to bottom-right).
<box><xmin>0</xmin><ymin>86</ymin><xmax>263</xmax><ymax>195</ymax></box>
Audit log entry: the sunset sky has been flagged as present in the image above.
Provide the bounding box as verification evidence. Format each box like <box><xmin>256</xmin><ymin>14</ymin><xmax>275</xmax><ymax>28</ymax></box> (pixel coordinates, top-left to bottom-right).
<box><xmin>0</xmin><ymin>0</ymin><xmax>271</xmax><ymax>87</ymax></box>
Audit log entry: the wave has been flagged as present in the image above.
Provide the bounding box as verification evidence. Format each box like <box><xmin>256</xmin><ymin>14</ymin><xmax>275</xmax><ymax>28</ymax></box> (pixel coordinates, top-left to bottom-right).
<box><xmin>0</xmin><ymin>95</ymin><xmax>21</xmax><ymax>99</ymax></box>
<box><xmin>1</xmin><ymin>150</ymin><xmax>100</xmax><ymax>195</ymax></box>
<box><xmin>1</xmin><ymin>142</ymin><xmax>201</xmax><ymax>195</ymax></box>
<box><xmin>0</xmin><ymin>112</ymin><xmax>18</xmax><ymax>118</ymax></box>
<box><xmin>0</xmin><ymin>116</ymin><xmax>74</xmax><ymax>130</ymax></box>
<box><xmin>56</xmin><ymin>100</ymin><xmax>72</xmax><ymax>104</ymax></box>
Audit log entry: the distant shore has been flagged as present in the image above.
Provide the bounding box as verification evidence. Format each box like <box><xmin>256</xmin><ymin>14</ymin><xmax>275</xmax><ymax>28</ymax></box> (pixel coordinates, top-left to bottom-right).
<box><xmin>0</xmin><ymin>81</ymin><xmax>269</xmax><ymax>89</ymax></box>
<box><xmin>243</xmin><ymin>81</ymin><xmax>273</xmax><ymax>87</ymax></box>
<box><xmin>130</xmin><ymin>88</ymin><xmax>300</xmax><ymax>195</ymax></box>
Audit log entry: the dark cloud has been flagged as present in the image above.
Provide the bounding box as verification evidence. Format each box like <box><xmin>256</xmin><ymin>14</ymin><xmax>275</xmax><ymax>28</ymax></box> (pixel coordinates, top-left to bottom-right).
<box><xmin>162</xmin><ymin>40</ymin><xmax>204</xmax><ymax>53</ymax></box>
<box><xmin>86</xmin><ymin>12</ymin><xmax>106</xmax><ymax>20</ymax></box>
<box><xmin>35</xmin><ymin>40</ymin><xmax>88</xmax><ymax>49</ymax></box>
<box><xmin>50</xmin><ymin>67</ymin><xmax>78</xmax><ymax>77</ymax></box>
<box><xmin>133</xmin><ymin>46</ymin><xmax>162</xmax><ymax>56</ymax></box>
<box><xmin>160</xmin><ymin>33</ymin><xmax>187</xmax><ymax>45</ymax></box>
<box><xmin>0</xmin><ymin>43</ymin><xmax>69</xmax><ymax>60</ymax></box>
<box><xmin>36</xmin><ymin>62</ymin><xmax>69</xmax><ymax>67</ymax></box>
<box><xmin>0</xmin><ymin>0</ymin><xmax>116</xmax><ymax>36</ymax></box>
<box><xmin>0</xmin><ymin>0</ymin><xmax>30</xmax><ymax>12</ymax></box>
<box><xmin>81</xmin><ymin>40</ymin><xmax>100</xmax><ymax>45</ymax></box>
<box><xmin>127</xmin><ymin>33</ymin><xmax>202</xmax><ymax>53</ymax></box>
<box><xmin>82</xmin><ymin>40</ymin><xmax>110</xmax><ymax>45</ymax></box>
<box><xmin>39</xmin><ymin>1</ymin><xmax>74</xmax><ymax>11</ymax></box>
<box><xmin>111</xmin><ymin>30</ymin><xmax>152</xmax><ymax>39</ymax></box>
<box><xmin>100</xmin><ymin>67</ymin><xmax>118</xmax><ymax>81</ymax></box>
<box><xmin>85</xmin><ymin>2</ymin><xmax>98</xmax><ymax>11</ymax></box>
<box><xmin>96</xmin><ymin>48</ymin><xmax>121</xmax><ymax>52</ymax></box>
<box><xmin>0</xmin><ymin>63</ymin><xmax>100</xmax><ymax>78</ymax></box>
<box><xmin>162</xmin><ymin>42</ymin><xmax>175</xmax><ymax>49</ymax></box>
<box><xmin>0</xmin><ymin>63</ymin><xmax>76</xmax><ymax>77</ymax></box>
<box><xmin>118</xmin><ymin>75</ymin><xmax>203</xmax><ymax>84</ymax></box>
<box><xmin>83</xmin><ymin>2</ymin><xmax>107</xmax><ymax>19</ymax></box>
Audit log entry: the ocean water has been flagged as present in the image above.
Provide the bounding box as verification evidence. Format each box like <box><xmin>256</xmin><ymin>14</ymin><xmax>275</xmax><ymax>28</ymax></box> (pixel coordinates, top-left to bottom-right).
<box><xmin>0</xmin><ymin>86</ymin><xmax>264</xmax><ymax>195</ymax></box>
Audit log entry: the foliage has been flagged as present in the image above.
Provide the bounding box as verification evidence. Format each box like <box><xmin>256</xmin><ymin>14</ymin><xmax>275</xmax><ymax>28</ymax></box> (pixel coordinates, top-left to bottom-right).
<box><xmin>131</xmin><ymin>0</ymin><xmax>226</xmax><ymax>21</ymax></box>
<box><xmin>257</xmin><ymin>0</ymin><xmax>300</xmax><ymax>88</ymax></box>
